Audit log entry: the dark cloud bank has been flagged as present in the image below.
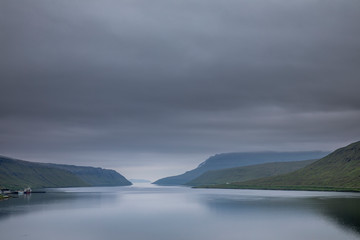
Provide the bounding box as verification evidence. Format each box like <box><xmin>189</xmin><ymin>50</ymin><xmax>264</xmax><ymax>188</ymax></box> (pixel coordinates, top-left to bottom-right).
<box><xmin>1</xmin><ymin>0</ymin><xmax>360</xmax><ymax>179</ymax></box>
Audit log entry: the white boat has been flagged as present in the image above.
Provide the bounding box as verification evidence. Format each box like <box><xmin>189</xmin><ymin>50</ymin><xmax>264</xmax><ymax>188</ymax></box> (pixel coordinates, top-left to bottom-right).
<box><xmin>24</xmin><ymin>187</ymin><xmax>32</xmax><ymax>194</ymax></box>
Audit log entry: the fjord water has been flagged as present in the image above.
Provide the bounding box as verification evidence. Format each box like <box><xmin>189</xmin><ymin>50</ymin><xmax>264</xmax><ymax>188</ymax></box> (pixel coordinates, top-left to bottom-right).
<box><xmin>1</xmin><ymin>184</ymin><xmax>360</xmax><ymax>240</ymax></box>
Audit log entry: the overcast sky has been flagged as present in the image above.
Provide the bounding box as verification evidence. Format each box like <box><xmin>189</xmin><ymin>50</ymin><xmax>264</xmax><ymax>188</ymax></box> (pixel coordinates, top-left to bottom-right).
<box><xmin>1</xmin><ymin>0</ymin><xmax>360</xmax><ymax>180</ymax></box>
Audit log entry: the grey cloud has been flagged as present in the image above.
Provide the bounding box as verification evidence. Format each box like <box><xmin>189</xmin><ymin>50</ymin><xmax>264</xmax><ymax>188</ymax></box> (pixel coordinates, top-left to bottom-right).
<box><xmin>1</xmin><ymin>0</ymin><xmax>360</xmax><ymax>179</ymax></box>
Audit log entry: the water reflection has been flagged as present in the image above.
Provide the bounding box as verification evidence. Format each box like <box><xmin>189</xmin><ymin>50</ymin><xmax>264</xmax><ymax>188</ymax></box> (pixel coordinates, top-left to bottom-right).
<box><xmin>317</xmin><ymin>198</ymin><xmax>360</xmax><ymax>234</ymax></box>
<box><xmin>0</xmin><ymin>186</ymin><xmax>360</xmax><ymax>240</ymax></box>
<box><xmin>0</xmin><ymin>190</ymin><xmax>122</xmax><ymax>221</ymax></box>
<box><xmin>197</xmin><ymin>190</ymin><xmax>360</xmax><ymax>237</ymax></box>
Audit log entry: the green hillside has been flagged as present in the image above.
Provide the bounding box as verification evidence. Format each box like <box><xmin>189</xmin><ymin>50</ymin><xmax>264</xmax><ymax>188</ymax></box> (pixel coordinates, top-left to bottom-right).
<box><xmin>187</xmin><ymin>159</ymin><xmax>316</xmax><ymax>186</ymax></box>
<box><xmin>44</xmin><ymin>163</ymin><xmax>132</xmax><ymax>187</ymax></box>
<box><xmin>0</xmin><ymin>156</ymin><xmax>132</xmax><ymax>190</ymax></box>
<box><xmin>0</xmin><ymin>156</ymin><xmax>88</xmax><ymax>189</ymax></box>
<box><xmin>154</xmin><ymin>151</ymin><xmax>328</xmax><ymax>185</ymax></box>
<box><xmin>209</xmin><ymin>141</ymin><xmax>360</xmax><ymax>191</ymax></box>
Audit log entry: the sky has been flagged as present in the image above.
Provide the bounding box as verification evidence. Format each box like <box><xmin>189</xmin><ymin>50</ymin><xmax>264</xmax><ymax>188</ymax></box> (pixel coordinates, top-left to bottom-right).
<box><xmin>1</xmin><ymin>0</ymin><xmax>360</xmax><ymax>181</ymax></box>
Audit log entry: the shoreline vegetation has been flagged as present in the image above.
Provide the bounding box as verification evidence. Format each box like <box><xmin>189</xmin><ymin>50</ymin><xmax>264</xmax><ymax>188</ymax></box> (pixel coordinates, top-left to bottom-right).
<box><xmin>0</xmin><ymin>195</ymin><xmax>8</xmax><ymax>200</ymax></box>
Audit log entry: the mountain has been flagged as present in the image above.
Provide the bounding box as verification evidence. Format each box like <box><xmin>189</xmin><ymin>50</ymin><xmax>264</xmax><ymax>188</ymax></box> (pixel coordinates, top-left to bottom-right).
<box><xmin>43</xmin><ymin>163</ymin><xmax>132</xmax><ymax>187</ymax></box>
<box><xmin>0</xmin><ymin>155</ymin><xmax>132</xmax><ymax>189</ymax></box>
<box><xmin>187</xmin><ymin>159</ymin><xmax>316</xmax><ymax>186</ymax></box>
<box><xmin>153</xmin><ymin>151</ymin><xmax>328</xmax><ymax>185</ymax></box>
<box><xmin>213</xmin><ymin>141</ymin><xmax>360</xmax><ymax>191</ymax></box>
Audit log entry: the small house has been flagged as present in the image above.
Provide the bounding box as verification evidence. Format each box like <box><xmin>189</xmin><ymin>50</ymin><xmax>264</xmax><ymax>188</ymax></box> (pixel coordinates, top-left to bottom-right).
<box><xmin>1</xmin><ymin>189</ymin><xmax>11</xmax><ymax>194</ymax></box>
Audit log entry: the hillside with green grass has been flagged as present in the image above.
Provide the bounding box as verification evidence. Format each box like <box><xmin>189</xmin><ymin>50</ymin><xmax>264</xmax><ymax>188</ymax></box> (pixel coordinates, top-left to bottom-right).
<box><xmin>187</xmin><ymin>159</ymin><xmax>316</xmax><ymax>186</ymax></box>
<box><xmin>43</xmin><ymin>163</ymin><xmax>132</xmax><ymax>187</ymax></box>
<box><xmin>0</xmin><ymin>156</ymin><xmax>131</xmax><ymax>189</ymax></box>
<box><xmin>209</xmin><ymin>141</ymin><xmax>360</xmax><ymax>191</ymax></box>
<box><xmin>154</xmin><ymin>151</ymin><xmax>327</xmax><ymax>185</ymax></box>
<box><xmin>0</xmin><ymin>156</ymin><xmax>88</xmax><ymax>189</ymax></box>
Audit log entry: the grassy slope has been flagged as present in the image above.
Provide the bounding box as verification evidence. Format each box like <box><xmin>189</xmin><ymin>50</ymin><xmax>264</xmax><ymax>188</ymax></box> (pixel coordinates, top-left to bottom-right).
<box><xmin>208</xmin><ymin>141</ymin><xmax>360</xmax><ymax>191</ymax></box>
<box><xmin>0</xmin><ymin>157</ymin><xmax>88</xmax><ymax>189</ymax></box>
<box><xmin>154</xmin><ymin>151</ymin><xmax>328</xmax><ymax>185</ymax></box>
<box><xmin>0</xmin><ymin>156</ymin><xmax>132</xmax><ymax>189</ymax></box>
<box><xmin>187</xmin><ymin>159</ymin><xmax>316</xmax><ymax>186</ymax></box>
<box><xmin>45</xmin><ymin>164</ymin><xmax>132</xmax><ymax>186</ymax></box>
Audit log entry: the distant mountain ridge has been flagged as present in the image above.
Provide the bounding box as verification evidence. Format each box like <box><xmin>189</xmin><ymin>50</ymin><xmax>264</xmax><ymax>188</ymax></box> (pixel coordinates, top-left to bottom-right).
<box><xmin>209</xmin><ymin>141</ymin><xmax>360</xmax><ymax>191</ymax></box>
<box><xmin>154</xmin><ymin>151</ymin><xmax>329</xmax><ymax>185</ymax></box>
<box><xmin>0</xmin><ymin>155</ymin><xmax>132</xmax><ymax>189</ymax></box>
<box><xmin>129</xmin><ymin>179</ymin><xmax>151</xmax><ymax>183</ymax></box>
<box><xmin>187</xmin><ymin>159</ymin><xmax>316</xmax><ymax>186</ymax></box>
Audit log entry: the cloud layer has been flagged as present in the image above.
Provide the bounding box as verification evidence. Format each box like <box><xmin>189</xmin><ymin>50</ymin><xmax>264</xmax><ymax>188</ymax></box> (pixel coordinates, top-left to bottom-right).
<box><xmin>1</xmin><ymin>0</ymin><xmax>360</xmax><ymax>179</ymax></box>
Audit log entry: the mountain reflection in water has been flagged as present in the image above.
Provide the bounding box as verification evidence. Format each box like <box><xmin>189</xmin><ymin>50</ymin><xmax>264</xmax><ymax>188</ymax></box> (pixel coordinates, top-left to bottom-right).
<box><xmin>0</xmin><ymin>186</ymin><xmax>359</xmax><ymax>240</ymax></box>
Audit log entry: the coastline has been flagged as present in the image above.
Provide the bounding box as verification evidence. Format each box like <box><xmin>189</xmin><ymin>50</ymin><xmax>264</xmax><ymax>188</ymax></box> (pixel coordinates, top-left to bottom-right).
<box><xmin>194</xmin><ymin>184</ymin><xmax>360</xmax><ymax>193</ymax></box>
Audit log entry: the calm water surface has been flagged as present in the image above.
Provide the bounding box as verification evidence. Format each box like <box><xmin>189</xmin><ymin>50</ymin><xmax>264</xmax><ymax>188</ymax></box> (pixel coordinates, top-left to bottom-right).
<box><xmin>1</xmin><ymin>184</ymin><xmax>360</xmax><ymax>240</ymax></box>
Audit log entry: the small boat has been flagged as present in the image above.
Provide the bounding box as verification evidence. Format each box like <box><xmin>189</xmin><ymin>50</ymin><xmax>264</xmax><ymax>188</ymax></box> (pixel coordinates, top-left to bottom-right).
<box><xmin>24</xmin><ymin>187</ymin><xmax>32</xmax><ymax>194</ymax></box>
